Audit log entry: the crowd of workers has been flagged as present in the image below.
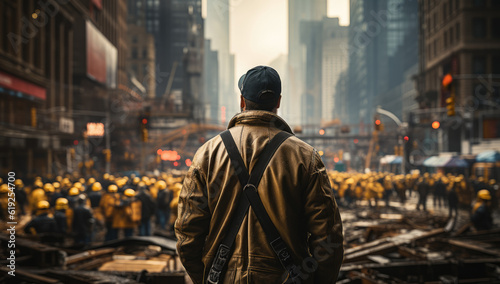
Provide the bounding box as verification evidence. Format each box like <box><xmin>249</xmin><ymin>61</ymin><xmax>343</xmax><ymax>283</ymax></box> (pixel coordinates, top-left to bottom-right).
<box><xmin>0</xmin><ymin>173</ymin><xmax>184</xmax><ymax>246</ymax></box>
<box><xmin>329</xmin><ymin>171</ymin><xmax>497</xmax><ymax>230</ymax></box>
<box><xmin>0</xmin><ymin>170</ymin><xmax>496</xmax><ymax>246</ymax></box>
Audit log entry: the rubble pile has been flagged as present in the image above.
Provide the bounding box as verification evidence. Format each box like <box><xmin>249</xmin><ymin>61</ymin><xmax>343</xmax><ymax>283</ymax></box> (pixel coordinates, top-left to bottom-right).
<box><xmin>339</xmin><ymin>207</ymin><xmax>500</xmax><ymax>283</ymax></box>
<box><xmin>0</xmin><ymin>234</ymin><xmax>185</xmax><ymax>284</ymax></box>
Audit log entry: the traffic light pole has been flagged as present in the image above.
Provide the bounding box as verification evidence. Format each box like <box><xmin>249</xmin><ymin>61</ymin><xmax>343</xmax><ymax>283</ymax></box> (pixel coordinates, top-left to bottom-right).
<box><xmin>376</xmin><ymin>106</ymin><xmax>406</xmax><ymax>174</ymax></box>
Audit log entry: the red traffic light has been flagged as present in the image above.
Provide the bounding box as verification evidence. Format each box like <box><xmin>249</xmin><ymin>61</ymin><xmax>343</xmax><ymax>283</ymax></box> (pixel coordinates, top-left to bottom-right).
<box><xmin>404</xmin><ymin>136</ymin><xmax>409</xmax><ymax>141</ymax></box>
<box><xmin>142</xmin><ymin>118</ymin><xmax>148</xmax><ymax>124</ymax></box>
<box><xmin>353</xmin><ymin>139</ymin><xmax>359</xmax><ymax>144</ymax></box>
<box><xmin>442</xmin><ymin>74</ymin><xmax>453</xmax><ymax>88</ymax></box>
<box><xmin>432</xmin><ymin>121</ymin><xmax>440</xmax><ymax>129</ymax></box>
<box><xmin>375</xmin><ymin>119</ymin><xmax>381</xmax><ymax>125</ymax></box>
<box><xmin>319</xmin><ymin>129</ymin><xmax>325</xmax><ymax>135</ymax></box>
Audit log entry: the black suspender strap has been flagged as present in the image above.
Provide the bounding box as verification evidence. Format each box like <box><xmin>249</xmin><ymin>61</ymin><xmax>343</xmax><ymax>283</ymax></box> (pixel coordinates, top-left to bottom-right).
<box><xmin>207</xmin><ymin>130</ymin><xmax>297</xmax><ymax>284</ymax></box>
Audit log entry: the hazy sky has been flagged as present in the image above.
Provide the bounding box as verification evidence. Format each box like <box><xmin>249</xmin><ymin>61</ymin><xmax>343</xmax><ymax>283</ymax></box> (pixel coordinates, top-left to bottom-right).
<box><xmin>228</xmin><ymin>0</ymin><xmax>350</xmax><ymax>79</ymax></box>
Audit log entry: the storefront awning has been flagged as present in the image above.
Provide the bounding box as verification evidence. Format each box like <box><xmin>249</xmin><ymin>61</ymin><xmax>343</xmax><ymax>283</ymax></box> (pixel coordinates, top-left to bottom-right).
<box><xmin>423</xmin><ymin>156</ymin><xmax>452</xmax><ymax>167</ymax></box>
<box><xmin>443</xmin><ymin>157</ymin><xmax>469</xmax><ymax>168</ymax></box>
<box><xmin>380</xmin><ymin>155</ymin><xmax>397</xmax><ymax>164</ymax></box>
<box><xmin>390</xmin><ymin>156</ymin><xmax>403</xmax><ymax>164</ymax></box>
<box><xmin>476</xmin><ymin>150</ymin><xmax>500</xmax><ymax>163</ymax></box>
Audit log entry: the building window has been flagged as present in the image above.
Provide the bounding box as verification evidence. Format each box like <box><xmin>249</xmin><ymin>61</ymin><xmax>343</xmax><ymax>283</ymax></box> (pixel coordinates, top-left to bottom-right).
<box><xmin>455</xmin><ymin>0</ymin><xmax>459</xmax><ymax>11</ymax></box>
<box><xmin>433</xmin><ymin>40</ymin><xmax>437</xmax><ymax>57</ymax></box>
<box><xmin>443</xmin><ymin>3</ymin><xmax>447</xmax><ymax>20</ymax></box>
<box><xmin>472</xmin><ymin>56</ymin><xmax>486</xmax><ymax>74</ymax></box>
<box><xmin>449</xmin><ymin>0</ymin><xmax>453</xmax><ymax>15</ymax></box>
<box><xmin>132</xmin><ymin>36</ymin><xmax>138</xmax><ymax>43</ymax></box>
<box><xmin>142</xmin><ymin>49</ymin><xmax>148</xmax><ymax>59</ymax></box>
<box><xmin>449</xmin><ymin>27</ymin><xmax>454</xmax><ymax>43</ymax></box>
<box><xmin>493</xmin><ymin>18</ymin><xmax>500</xmax><ymax>38</ymax></box>
<box><xmin>434</xmin><ymin>13</ymin><xmax>437</xmax><ymax>29</ymax></box>
<box><xmin>473</xmin><ymin>0</ymin><xmax>485</xmax><ymax>7</ymax></box>
<box><xmin>472</xmin><ymin>18</ymin><xmax>486</xmax><ymax>38</ymax></box>
<box><xmin>456</xmin><ymin>23</ymin><xmax>460</xmax><ymax>40</ymax></box>
<box><xmin>132</xmin><ymin>48</ymin><xmax>138</xmax><ymax>59</ymax></box>
<box><xmin>493</xmin><ymin>56</ymin><xmax>500</xmax><ymax>74</ymax></box>
<box><xmin>444</xmin><ymin>31</ymin><xmax>448</xmax><ymax>48</ymax></box>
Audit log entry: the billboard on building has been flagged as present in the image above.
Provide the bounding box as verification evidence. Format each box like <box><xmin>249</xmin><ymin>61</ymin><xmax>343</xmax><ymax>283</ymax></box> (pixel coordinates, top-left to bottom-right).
<box><xmin>86</xmin><ymin>20</ymin><xmax>117</xmax><ymax>88</ymax></box>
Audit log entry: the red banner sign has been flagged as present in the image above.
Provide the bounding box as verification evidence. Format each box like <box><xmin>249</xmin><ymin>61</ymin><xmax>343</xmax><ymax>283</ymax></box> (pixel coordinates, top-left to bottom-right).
<box><xmin>0</xmin><ymin>71</ymin><xmax>46</xmax><ymax>100</ymax></box>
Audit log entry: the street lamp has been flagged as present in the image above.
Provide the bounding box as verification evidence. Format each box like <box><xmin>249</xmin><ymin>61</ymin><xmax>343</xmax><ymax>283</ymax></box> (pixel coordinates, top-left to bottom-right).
<box><xmin>376</xmin><ymin>106</ymin><xmax>407</xmax><ymax>174</ymax></box>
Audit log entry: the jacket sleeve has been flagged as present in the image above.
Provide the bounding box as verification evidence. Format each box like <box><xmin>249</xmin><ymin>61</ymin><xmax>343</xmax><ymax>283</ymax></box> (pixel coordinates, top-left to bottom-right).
<box><xmin>303</xmin><ymin>150</ymin><xmax>344</xmax><ymax>283</ymax></box>
<box><xmin>175</xmin><ymin>161</ymin><xmax>211</xmax><ymax>284</ymax></box>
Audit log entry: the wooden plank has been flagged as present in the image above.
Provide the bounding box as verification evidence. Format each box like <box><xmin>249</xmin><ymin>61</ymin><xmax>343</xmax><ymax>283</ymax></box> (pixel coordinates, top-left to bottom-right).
<box><xmin>447</xmin><ymin>239</ymin><xmax>500</xmax><ymax>257</ymax></box>
<box><xmin>397</xmin><ymin>246</ymin><xmax>426</xmax><ymax>260</ymax></box>
<box><xmin>66</xmin><ymin>248</ymin><xmax>115</xmax><ymax>266</ymax></box>
<box><xmin>0</xmin><ymin>267</ymin><xmax>61</xmax><ymax>284</ymax></box>
<box><xmin>72</xmin><ymin>256</ymin><xmax>113</xmax><ymax>271</ymax></box>
<box><xmin>99</xmin><ymin>259</ymin><xmax>167</xmax><ymax>273</ymax></box>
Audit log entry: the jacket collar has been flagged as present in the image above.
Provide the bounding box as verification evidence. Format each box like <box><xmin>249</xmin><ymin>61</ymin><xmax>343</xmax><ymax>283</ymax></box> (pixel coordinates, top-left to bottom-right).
<box><xmin>227</xmin><ymin>110</ymin><xmax>294</xmax><ymax>134</ymax></box>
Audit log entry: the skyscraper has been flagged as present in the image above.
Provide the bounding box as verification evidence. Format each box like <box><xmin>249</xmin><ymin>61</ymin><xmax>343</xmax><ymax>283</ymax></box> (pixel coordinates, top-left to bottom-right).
<box><xmin>127</xmin><ymin>0</ymin><xmax>203</xmax><ymax>101</ymax></box>
<box><xmin>322</xmin><ymin>18</ymin><xmax>348</xmax><ymax>123</ymax></box>
<box><xmin>287</xmin><ymin>0</ymin><xmax>327</xmax><ymax>126</ymax></box>
<box><xmin>205</xmin><ymin>0</ymin><xmax>236</xmax><ymax>124</ymax></box>
<box><xmin>348</xmin><ymin>0</ymin><xmax>418</xmax><ymax>126</ymax></box>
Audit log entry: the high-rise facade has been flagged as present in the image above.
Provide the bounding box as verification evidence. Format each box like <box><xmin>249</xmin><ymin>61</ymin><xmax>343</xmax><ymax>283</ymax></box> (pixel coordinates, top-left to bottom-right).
<box><xmin>205</xmin><ymin>0</ymin><xmax>235</xmax><ymax>124</ymax></box>
<box><xmin>418</xmin><ymin>0</ymin><xmax>500</xmax><ymax>153</ymax></box>
<box><xmin>321</xmin><ymin>18</ymin><xmax>349</xmax><ymax>122</ymax></box>
<box><xmin>348</xmin><ymin>0</ymin><xmax>418</xmax><ymax>127</ymax></box>
<box><xmin>287</xmin><ymin>0</ymin><xmax>327</xmax><ymax>126</ymax></box>
<box><xmin>0</xmin><ymin>0</ymin><xmax>128</xmax><ymax>176</ymax></box>
<box><xmin>127</xmin><ymin>0</ymin><xmax>203</xmax><ymax>100</ymax></box>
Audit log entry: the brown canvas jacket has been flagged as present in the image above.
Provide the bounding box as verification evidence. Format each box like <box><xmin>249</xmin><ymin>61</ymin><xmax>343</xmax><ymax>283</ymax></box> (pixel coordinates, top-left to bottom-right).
<box><xmin>175</xmin><ymin>110</ymin><xmax>344</xmax><ymax>284</ymax></box>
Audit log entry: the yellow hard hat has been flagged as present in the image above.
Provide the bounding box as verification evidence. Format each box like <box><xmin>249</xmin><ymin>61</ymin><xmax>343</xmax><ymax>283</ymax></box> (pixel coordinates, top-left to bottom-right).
<box><xmin>103</xmin><ymin>173</ymin><xmax>110</xmax><ymax>180</ymax></box>
<box><xmin>490</xmin><ymin>179</ymin><xmax>496</xmax><ymax>185</ymax></box>
<box><xmin>56</xmin><ymin>176</ymin><xmax>63</xmax><ymax>182</ymax></box>
<box><xmin>62</xmin><ymin>178</ymin><xmax>71</xmax><ymax>186</ymax></box>
<box><xmin>79</xmin><ymin>178</ymin><xmax>85</xmax><ymax>184</ymax></box>
<box><xmin>73</xmin><ymin>182</ymin><xmax>83</xmax><ymax>190</ymax></box>
<box><xmin>68</xmin><ymin>187</ymin><xmax>80</xmax><ymax>196</ymax></box>
<box><xmin>34</xmin><ymin>180</ymin><xmax>43</xmax><ymax>188</ymax></box>
<box><xmin>173</xmin><ymin>182</ymin><xmax>183</xmax><ymax>192</ymax></box>
<box><xmin>156</xmin><ymin>180</ymin><xmax>167</xmax><ymax>190</ymax></box>
<box><xmin>14</xmin><ymin>179</ymin><xmax>24</xmax><ymax>187</ymax></box>
<box><xmin>44</xmin><ymin>183</ymin><xmax>55</xmax><ymax>193</ymax></box>
<box><xmin>87</xmin><ymin>178</ymin><xmax>96</xmax><ymax>185</ymax></box>
<box><xmin>0</xmin><ymin>184</ymin><xmax>9</xmax><ymax>193</ymax></box>
<box><xmin>53</xmin><ymin>182</ymin><xmax>61</xmax><ymax>190</ymax></box>
<box><xmin>150</xmin><ymin>178</ymin><xmax>157</xmax><ymax>184</ymax></box>
<box><xmin>109</xmin><ymin>175</ymin><xmax>115</xmax><ymax>181</ymax></box>
<box><xmin>477</xmin><ymin>189</ymin><xmax>491</xmax><ymax>200</ymax></box>
<box><xmin>124</xmin><ymin>188</ymin><xmax>135</xmax><ymax>197</ymax></box>
<box><xmin>108</xmin><ymin>184</ymin><xmax>118</xmax><ymax>193</ymax></box>
<box><xmin>55</xmin><ymin>198</ymin><xmax>69</xmax><ymax>210</ymax></box>
<box><xmin>116</xmin><ymin>179</ymin><xmax>126</xmax><ymax>188</ymax></box>
<box><xmin>478</xmin><ymin>177</ymin><xmax>484</xmax><ymax>182</ymax></box>
<box><xmin>37</xmin><ymin>200</ymin><xmax>50</xmax><ymax>210</ymax></box>
<box><xmin>133</xmin><ymin>177</ymin><xmax>141</xmax><ymax>185</ymax></box>
<box><xmin>92</xmin><ymin>182</ymin><xmax>102</xmax><ymax>191</ymax></box>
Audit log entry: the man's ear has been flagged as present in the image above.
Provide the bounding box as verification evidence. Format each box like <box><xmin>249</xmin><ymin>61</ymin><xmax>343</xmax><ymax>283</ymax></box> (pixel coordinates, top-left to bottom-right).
<box><xmin>240</xmin><ymin>95</ymin><xmax>245</xmax><ymax>110</ymax></box>
<box><xmin>275</xmin><ymin>96</ymin><xmax>282</xmax><ymax>109</ymax></box>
